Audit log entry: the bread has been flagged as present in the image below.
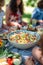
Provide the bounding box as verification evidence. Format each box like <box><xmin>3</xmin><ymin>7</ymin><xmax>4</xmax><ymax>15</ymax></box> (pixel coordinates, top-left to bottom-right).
<box><xmin>0</xmin><ymin>58</ymin><xmax>8</xmax><ymax>65</ymax></box>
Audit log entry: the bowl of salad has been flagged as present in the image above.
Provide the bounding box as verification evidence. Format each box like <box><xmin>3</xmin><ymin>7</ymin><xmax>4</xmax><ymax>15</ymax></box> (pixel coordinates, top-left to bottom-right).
<box><xmin>0</xmin><ymin>52</ymin><xmax>22</xmax><ymax>65</ymax></box>
<box><xmin>6</xmin><ymin>52</ymin><xmax>22</xmax><ymax>65</ymax></box>
<box><xmin>7</xmin><ymin>30</ymin><xmax>40</xmax><ymax>49</ymax></box>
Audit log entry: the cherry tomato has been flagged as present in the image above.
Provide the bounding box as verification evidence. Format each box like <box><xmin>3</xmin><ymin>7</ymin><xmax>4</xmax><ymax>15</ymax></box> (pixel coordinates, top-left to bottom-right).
<box><xmin>7</xmin><ymin>57</ymin><xmax>13</xmax><ymax>65</ymax></box>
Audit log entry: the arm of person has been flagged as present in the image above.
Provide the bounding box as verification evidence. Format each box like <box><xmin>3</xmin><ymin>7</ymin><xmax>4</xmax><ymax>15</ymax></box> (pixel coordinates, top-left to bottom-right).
<box><xmin>6</xmin><ymin>6</ymin><xmax>17</xmax><ymax>26</ymax></box>
<box><xmin>6</xmin><ymin>5</ymin><xmax>11</xmax><ymax>26</ymax></box>
<box><xmin>37</xmin><ymin>20</ymin><xmax>43</xmax><ymax>22</ymax></box>
<box><xmin>37</xmin><ymin>20</ymin><xmax>43</xmax><ymax>26</ymax></box>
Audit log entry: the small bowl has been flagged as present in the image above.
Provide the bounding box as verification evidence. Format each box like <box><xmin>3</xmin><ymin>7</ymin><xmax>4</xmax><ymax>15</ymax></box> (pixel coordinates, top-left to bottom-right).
<box><xmin>21</xmin><ymin>26</ymin><xmax>28</xmax><ymax>30</ymax></box>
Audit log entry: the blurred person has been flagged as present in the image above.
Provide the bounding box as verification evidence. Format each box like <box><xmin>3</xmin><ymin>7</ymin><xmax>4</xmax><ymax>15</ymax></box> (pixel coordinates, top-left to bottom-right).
<box><xmin>32</xmin><ymin>34</ymin><xmax>43</xmax><ymax>65</ymax></box>
<box><xmin>0</xmin><ymin>0</ymin><xmax>5</xmax><ymax>30</ymax></box>
<box><xmin>6</xmin><ymin>0</ymin><xmax>27</xmax><ymax>29</ymax></box>
<box><xmin>30</xmin><ymin>0</ymin><xmax>43</xmax><ymax>26</ymax></box>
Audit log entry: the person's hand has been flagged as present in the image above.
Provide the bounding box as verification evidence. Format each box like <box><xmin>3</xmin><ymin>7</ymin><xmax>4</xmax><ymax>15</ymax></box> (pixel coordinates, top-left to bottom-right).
<box><xmin>9</xmin><ymin>22</ymin><xmax>22</xmax><ymax>28</ymax></box>
<box><xmin>38</xmin><ymin>20</ymin><xmax>43</xmax><ymax>26</ymax></box>
<box><xmin>25</xmin><ymin>56</ymin><xmax>35</xmax><ymax>65</ymax></box>
<box><xmin>14</xmin><ymin>22</ymin><xmax>22</xmax><ymax>28</ymax></box>
<box><xmin>41</xmin><ymin>57</ymin><xmax>43</xmax><ymax>65</ymax></box>
<box><xmin>39</xmin><ymin>56</ymin><xmax>43</xmax><ymax>65</ymax></box>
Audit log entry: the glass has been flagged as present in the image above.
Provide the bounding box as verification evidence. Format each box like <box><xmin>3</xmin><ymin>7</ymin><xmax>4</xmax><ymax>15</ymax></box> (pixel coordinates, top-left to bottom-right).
<box><xmin>21</xmin><ymin>26</ymin><xmax>28</xmax><ymax>30</ymax></box>
<box><xmin>32</xmin><ymin>19</ymin><xmax>37</xmax><ymax>26</ymax></box>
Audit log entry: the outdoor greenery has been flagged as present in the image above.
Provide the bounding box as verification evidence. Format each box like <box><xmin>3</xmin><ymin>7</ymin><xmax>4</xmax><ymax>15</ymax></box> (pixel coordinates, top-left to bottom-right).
<box><xmin>26</xmin><ymin>0</ymin><xmax>37</xmax><ymax>7</ymax></box>
<box><xmin>5</xmin><ymin>0</ymin><xmax>37</xmax><ymax>7</ymax></box>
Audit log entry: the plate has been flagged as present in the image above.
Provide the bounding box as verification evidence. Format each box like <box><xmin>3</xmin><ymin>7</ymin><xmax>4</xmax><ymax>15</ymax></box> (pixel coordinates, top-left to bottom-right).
<box><xmin>0</xmin><ymin>52</ymin><xmax>22</xmax><ymax>65</ymax></box>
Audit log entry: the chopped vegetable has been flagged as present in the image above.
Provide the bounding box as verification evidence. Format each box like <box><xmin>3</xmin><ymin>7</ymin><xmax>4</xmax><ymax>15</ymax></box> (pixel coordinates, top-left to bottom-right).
<box><xmin>13</xmin><ymin>59</ymin><xmax>21</xmax><ymax>65</ymax></box>
<box><xmin>9</xmin><ymin>32</ymin><xmax>36</xmax><ymax>44</ymax></box>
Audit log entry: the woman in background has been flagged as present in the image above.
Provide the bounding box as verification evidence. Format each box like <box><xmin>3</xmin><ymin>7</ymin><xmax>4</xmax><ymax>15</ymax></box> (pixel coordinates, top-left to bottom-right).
<box><xmin>6</xmin><ymin>0</ymin><xmax>27</xmax><ymax>29</ymax></box>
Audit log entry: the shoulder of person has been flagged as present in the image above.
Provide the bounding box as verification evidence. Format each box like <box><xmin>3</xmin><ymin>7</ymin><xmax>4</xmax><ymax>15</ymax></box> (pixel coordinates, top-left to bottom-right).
<box><xmin>33</xmin><ymin>7</ymin><xmax>40</xmax><ymax>13</ymax></box>
<box><xmin>0</xmin><ymin>10</ymin><xmax>4</xmax><ymax>13</ymax></box>
<box><xmin>0</xmin><ymin>10</ymin><xmax>5</xmax><ymax>16</ymax></box>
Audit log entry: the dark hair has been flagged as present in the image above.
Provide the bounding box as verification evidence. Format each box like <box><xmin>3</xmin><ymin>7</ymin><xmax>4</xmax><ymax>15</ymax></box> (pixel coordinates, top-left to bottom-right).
<box><xmin>37</xmin><ymin>0</ymin><xmax>43</xmax><ymax>9</ymax></box>
<box><xmin>0</xmin><ymin>0</ymin><xmax>3</xmax><ymax>2</ymax></box>
<box><xmin>9</xmin><ymin>0</ymin><xmax>23</xmax><ymax>15</ymax></box>
<box><xmin>0</xmin><ymin>0</ymin><xmax>5</xmax><ymax>6</ymax></box>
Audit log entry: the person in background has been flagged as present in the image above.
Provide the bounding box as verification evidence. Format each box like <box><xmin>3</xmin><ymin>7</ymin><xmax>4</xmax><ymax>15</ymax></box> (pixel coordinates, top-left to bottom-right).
<box><xmin>0</xmin><ymin>0</ymin><xmax>5</xmax><ymax>30</ymax></box>
<box><xmin>6</xmin><ymin>0</ymin><xmax>27</xmax><ymax>29</ymax></box>
<box><xmin>32</xmin><ymin>34</ymin><xmax>43</xmax><ymax>65</ymax></box>
<box><xmin>30</xmin><ymin>0</ymin><xmax>43</xmax><ymax>26</ymax></box>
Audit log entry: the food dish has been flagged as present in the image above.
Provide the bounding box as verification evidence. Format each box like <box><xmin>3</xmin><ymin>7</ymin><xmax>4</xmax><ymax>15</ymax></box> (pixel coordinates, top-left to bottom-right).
<box><xmin>7</xmin><ymin>30</ymin><xmax>40</xmax><ymax>49</ymax></box>
<box><xmin>36</xmin><ymin>26</ymin><xmax>43</xmax><ymax>34</ymax></box>
<box><xmin>0</xmin><ymin>52</ymin><xmax>22</xmax><ymax>65</ymax></box>
<box><xmin>0</xmin><ymin>58</ymin><xmax>8</xmax><ymax>65</ymax></box>
<box><xmin>0</xmin><ymin>32</ymin><xmax>8</xmax><ymax>39</ymax></box>
<box><xmin>7</xmin><ymin>52</ymin><xmax>22</xmax><ymax>65</ymax></box>
<box><xmin>36</xmin><ymin>26</ymin><xmax>43</xmax><ymax>31</ymax></box>
<box><xmin>9</xmin><ymin>32</ymin><xmax>37</xmax><ymax>44</ymax></box>
<box><xmin>28</xmin><ymin>25</ymin><xmax>36</xmax><ymax>31</ymax></box>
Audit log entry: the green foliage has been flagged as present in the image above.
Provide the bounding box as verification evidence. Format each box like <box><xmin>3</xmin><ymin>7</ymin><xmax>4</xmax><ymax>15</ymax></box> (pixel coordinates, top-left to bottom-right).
<box><xmin>5</xmin><ymin>0</ymin><xmax>10</xmax><ymax>4</ymax></box>
<box><xmin>26</xmin><ymin>0</ymin><xmax>37</xmax><ymax>7</ymax></box>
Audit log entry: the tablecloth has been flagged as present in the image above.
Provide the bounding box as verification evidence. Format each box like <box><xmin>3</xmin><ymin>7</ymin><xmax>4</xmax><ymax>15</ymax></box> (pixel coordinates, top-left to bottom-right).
<box><xmin>0</xmin><ymin>30</ymin><xmax>40</xmax><ymax>65</ymax></box>
<box><xmin>5</xmin><ymin>41</ymin><xmax>40</xmax><ymax>65</ymax></box>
